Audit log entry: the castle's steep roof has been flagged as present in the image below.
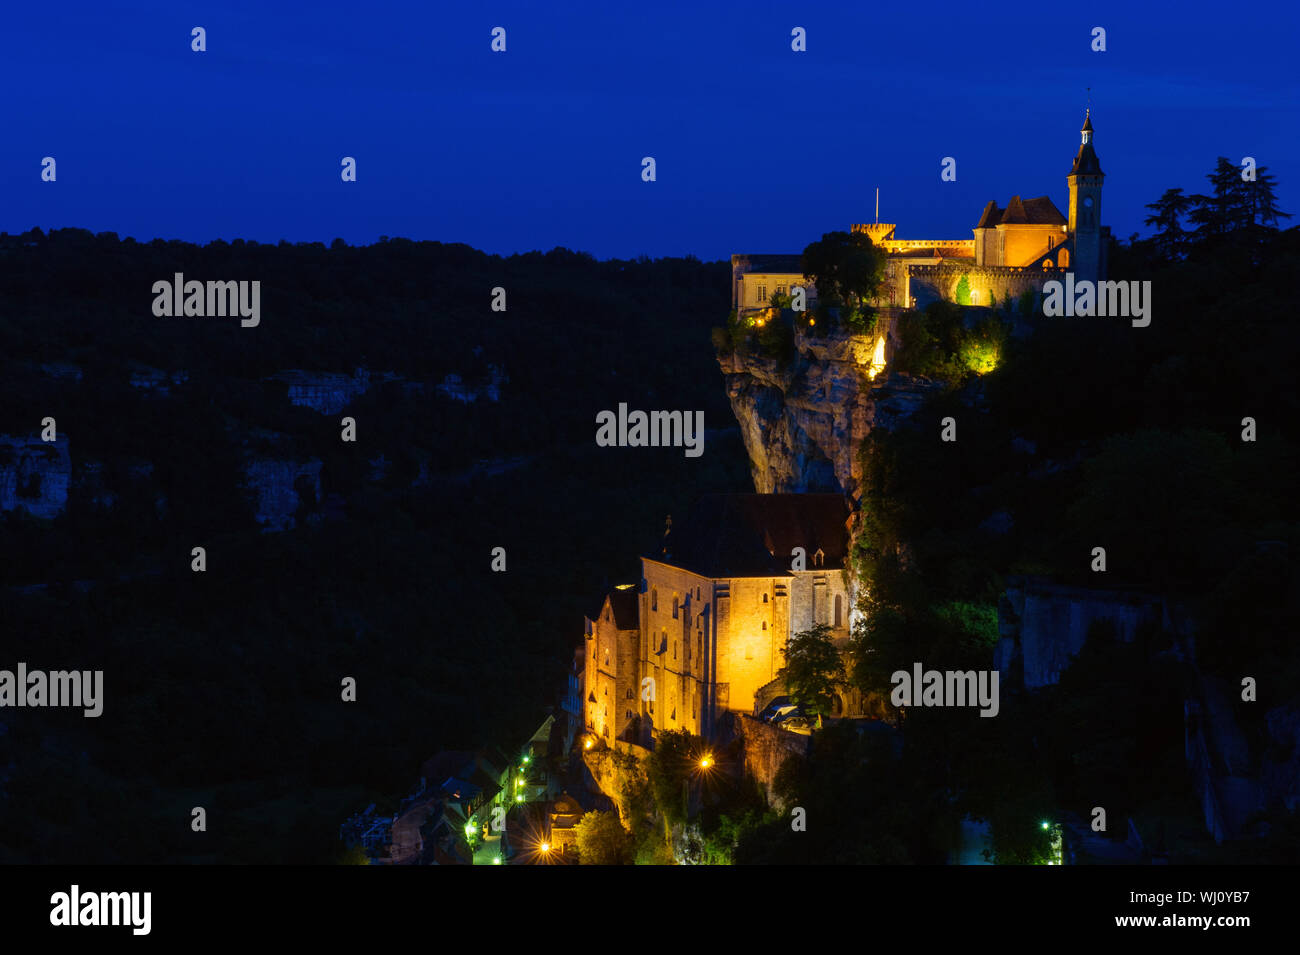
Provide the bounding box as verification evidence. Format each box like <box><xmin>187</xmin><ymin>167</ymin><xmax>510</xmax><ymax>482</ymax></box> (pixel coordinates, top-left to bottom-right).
<box><xmin>651</xmin><ymin>493</ymin><xmax>850</xmax><ymax>578</ymax></box>
<box><xmin>976</xmin><ymin>201</ymin><xmax>1002</xmax><ymax>229</ymax></box>
<box><xmin>980</xmin><ymin>195</ymin><xmax>1066</xmax><ymax>227</ymax></box>
<box><xmin>1002</xmin><ymin>196</ymin><xmax>1029</xmax><ymax>224</ymax></box>
<box><xmin>1020</xmin><ymin>196</ymin><xmax>1067</xmax><ymax>225</ymax></box>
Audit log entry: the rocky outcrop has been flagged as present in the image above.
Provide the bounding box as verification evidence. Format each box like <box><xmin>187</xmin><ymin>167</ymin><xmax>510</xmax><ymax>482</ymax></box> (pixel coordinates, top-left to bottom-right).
<box><xmin>273</xmin><ymin>369</ymin><xmax>376</xmax><ymax>415</ymax></box>
<box><xmin>716</xmin><ymin>317</ymin><xmax>941</xmax><ymax>501</ymax></box>
<box><xmin>244</xmin><ymin>457</ymin><xmax>322</xmax><ymax>531</ymax></box>
<box><xmin>581</xmin><ymin>745</ymin><xmax>650</xmax><ymax>827</ymax></box>
<box><xmin>436</xmin><ymin>364</ymin><xmax>507</xmax><ymax>404</ymax></box>
<box><xmin>0</xmin><ymin>435</ymin><xmax>71</xmax><ymax>519</ymax></box>
<box><xmin>995</xmin><ymin>575</ymin><xmax>1165</xmax><ymax>689</ymax></box>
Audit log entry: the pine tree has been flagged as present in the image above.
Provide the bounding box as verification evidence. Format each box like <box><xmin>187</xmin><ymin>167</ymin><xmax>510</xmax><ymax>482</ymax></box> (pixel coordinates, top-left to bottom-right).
<box><xmin>1188</xmin><ymin>157</ymin><xmax>1243</xmax><ymax>241</ymax></box>
<box><xmin>1143</xmin><ymin>187</ymin><xmax>1194</xmax><ymax>259</ymax></box>
<box><xmin>1242</xmin><ymin>164</ymin><xmax>1291</xmax><ymax>230</ymax></box>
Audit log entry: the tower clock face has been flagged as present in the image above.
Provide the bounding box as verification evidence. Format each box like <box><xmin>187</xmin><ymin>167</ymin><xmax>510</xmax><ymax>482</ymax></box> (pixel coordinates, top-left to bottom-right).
<box><xmin>1083</xmin><ymin>197</ymin><xmax>1094</xmax><ymax>208</ymax></box>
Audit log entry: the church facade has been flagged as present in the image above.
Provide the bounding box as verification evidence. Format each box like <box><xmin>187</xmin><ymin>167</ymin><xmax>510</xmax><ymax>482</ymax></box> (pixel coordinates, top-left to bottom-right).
<box><xmin>582</xmin><ymin>494</ymin><xmax>861</xmax><ymax>745</ymax></box>
<box><xmin>731</xmin><ymin>111</ymin><xmax>1107</xmax><ymax>314</ymax></box>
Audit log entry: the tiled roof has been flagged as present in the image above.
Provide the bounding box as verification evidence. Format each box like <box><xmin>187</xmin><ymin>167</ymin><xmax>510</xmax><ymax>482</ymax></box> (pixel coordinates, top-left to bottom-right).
<box><xmin>605</xmin><ymin>587</ymin><xmax>639</xmax><ymax>630</ymax></box>
<box><xmin>982</xmin><ymin>195</ymin><xmax>1066</xmax><ymax>227</ymax></box>
<box><xmin>975</xmin><ymin>201</ymin><xmax>1002</xmax><ymax>229</ymax></box>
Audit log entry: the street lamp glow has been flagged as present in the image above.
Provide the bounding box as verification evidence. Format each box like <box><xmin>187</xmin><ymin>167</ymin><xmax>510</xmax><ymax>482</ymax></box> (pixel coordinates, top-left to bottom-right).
<box><xmin>493</xmin><ymin>857</ymin><xmax>502</xmax><ymax>865</ymax></box>
<box><xmin>540</xmin><ymin>842</ymin><xmax>550</xmax><ymax>853</ymax></box>
<box><xmin>516</xmin><ymin>794</ymin><xmax>524</xmax><ymax>802</ymax></box>
<box><xmin>699</xmin><ymin>756</ymin><xmax>713</xmax><ymax>770</ymax></box>
<box><xmin>522</xmin><ymin>756</ymin><xmax>530</xmax><ymax>764</ymax></box>
<box><xmin>1040</xmin><ymin>821</ymin><xmax>1050</xmax><ymax>830</ymax></box>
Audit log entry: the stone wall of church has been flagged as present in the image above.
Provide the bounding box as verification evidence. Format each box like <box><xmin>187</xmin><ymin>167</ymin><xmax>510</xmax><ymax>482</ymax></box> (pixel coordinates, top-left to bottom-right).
<box><xmin>788</xmin><ymin>569</ymin><xmax>851</xmax><ymax>639</ymax></box>
<box><xmin>714</xmin><ymin>577</ymin><xmax>790</xmax><ymax>719</ymax></box>
<box><xmin>640</xmin><ymin>560</ymin><xmax>712</xmax><ymax>737</ymax></box>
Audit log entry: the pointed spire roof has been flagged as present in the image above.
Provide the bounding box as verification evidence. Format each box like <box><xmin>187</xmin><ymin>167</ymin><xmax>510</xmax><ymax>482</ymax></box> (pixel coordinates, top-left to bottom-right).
<box><xmin>1070</xmin><ymin>110</ymin><xmax>1104</xmax><ymax>177</ymax></box>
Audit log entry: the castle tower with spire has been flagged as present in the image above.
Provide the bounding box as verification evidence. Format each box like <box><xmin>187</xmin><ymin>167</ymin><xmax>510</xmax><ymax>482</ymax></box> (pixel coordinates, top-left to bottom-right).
<box><xmin>1067</xmin><ymin>110</ymin><xmax>1105</xmax><ymax>284</ymax></box>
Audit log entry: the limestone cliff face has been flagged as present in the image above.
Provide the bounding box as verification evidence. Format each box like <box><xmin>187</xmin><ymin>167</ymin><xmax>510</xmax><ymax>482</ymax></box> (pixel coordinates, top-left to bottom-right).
<box><xmin>0</xmin><ymin>435</ymin><xmax>71</xmax><ymax>519</ymax></box>
<box><xmin>244</xmin><ymin>457</ymin><xmax>323</xmax><ymax>532</ymax></box>
<box><xmin>716</xmin><ymin>319</ymin><xmax>941</xmax><ymax>502</ymax></box>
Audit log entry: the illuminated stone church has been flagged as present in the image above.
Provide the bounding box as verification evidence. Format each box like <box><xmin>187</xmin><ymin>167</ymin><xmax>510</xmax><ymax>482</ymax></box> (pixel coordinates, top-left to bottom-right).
<box><xmin>731</xmin><ymin>111</ymin><xmax>1107</xmax><ymax>313</ymax></box>
<box><xmin>582</xmin><ymin>493</ymin><xmax>861</xmax><ymax>744</ymax></box>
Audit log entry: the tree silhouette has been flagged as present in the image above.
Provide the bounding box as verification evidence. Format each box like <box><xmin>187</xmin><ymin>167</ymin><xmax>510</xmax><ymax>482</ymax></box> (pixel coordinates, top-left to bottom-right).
<box><xmin>1144</xmin><ymin>187</ymin><xmax>1194</xmax><ymax>259</ymax></box>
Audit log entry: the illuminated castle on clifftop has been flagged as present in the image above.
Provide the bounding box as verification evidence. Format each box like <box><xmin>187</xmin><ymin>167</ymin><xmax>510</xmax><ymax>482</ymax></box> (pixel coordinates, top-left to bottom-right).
<box><xmin>732</xmin><ymin>111</ymin><xmax>1108</xmax><ymax>314</ymax></box>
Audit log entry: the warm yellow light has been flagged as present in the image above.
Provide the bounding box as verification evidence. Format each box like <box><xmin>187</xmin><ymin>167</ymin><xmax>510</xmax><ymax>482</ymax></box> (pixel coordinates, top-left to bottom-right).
<box><xmin>809</xmin><ymin>319</ymin><xmax>815</xmax><ymax>326</ymax></box>
<box><xmin>540</xmin><ymin>842</ymin><xmax>550</xmax><ymax>853</ymax></box>
<box><xmin>699</xmin><ymin>755</ymin><xmax>713</xmax><ymax>770</ymax></box>
<box><xmin>584</xmin><ymin>738</ymin><xmax>593</xmax><ymax>750</ymax></box>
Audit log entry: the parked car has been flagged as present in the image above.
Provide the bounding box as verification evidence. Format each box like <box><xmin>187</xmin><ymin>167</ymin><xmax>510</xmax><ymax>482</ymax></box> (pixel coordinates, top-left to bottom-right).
<box><xmin>770</xmin><ymin>707</ymin><xmax>810</xmax><ymax>727</ymax></box>
<box><xmin>780</xmin><ymin>716</ymin><xmax>815</xmax><ymax>734</ymax></box>
<box><xmin>757</xmin><ymin>697</ymin><xmax>792</xmax><ymax>722</ymax></box>
<box><xmin>764</xmin><ymin>705</ymin><xmax>800</xmax><ymax>725</ymax></box>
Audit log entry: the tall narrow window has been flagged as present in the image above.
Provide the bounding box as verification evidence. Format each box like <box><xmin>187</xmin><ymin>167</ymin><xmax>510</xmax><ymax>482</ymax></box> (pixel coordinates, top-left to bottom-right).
<box><xmin>672</xmin><ymin>596</ymin><xmax>679</xmax><ymax>619</ymax></box>
<box><xmin>651</xmin><ymin>588</ymin><xmax>658</xmax><ymax>612</ymax></box>
<box><xmin>834</xmin><ymin>594</ymin><xmax>843</xmax><ymax>628</ymax></box>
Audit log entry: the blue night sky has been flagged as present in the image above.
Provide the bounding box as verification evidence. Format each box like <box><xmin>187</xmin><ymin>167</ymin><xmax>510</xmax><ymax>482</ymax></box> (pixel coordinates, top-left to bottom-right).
<box><xmin>5</xmin><ymin>1</ymin><xmax>1298</xmax><ymax>260</ymax></box>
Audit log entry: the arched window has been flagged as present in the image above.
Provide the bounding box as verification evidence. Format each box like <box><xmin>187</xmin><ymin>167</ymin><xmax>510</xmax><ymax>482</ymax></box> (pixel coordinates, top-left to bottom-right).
<box><xmin>672</xmin><ymin>596</ymin><xmax>679</xmax><ymax>619</ymax></box>
<box><xmin>651</xmin><ymin>588</ymin><xmax>658</xmax><ymax>612</ymax></box>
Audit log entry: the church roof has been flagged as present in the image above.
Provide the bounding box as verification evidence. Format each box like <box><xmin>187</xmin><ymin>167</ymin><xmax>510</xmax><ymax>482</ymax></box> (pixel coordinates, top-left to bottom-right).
<box><xmin>604</xmin><ymin>587</ymin><xmax>640</xmax><ymax>630</ymax></box>
<box><xmin>650</xmin><ymin>493</ymin><xmax>850</xmax><ymax>578</ymax></box>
